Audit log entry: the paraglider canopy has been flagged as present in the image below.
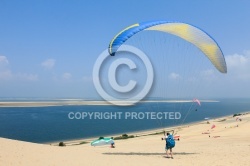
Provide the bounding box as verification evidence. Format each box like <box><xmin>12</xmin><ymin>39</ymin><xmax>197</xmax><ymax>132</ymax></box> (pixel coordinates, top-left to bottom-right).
<box><xmin>108</xmin><ymin>20</ymin><xmax>227</xmax><ymax>73</ymax></box>
<box><xmin>193</xmin><ymin>98</ymin><xmax>201</xmax><ymax>106</ymax></box>
<box><xmin>91</xmin><ymin>137</ymin><xmax>114</xmax><ymax>146</ymax></box>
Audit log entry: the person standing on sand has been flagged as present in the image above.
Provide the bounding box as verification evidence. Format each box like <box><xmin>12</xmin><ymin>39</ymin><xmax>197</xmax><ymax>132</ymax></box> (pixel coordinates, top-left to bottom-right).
<box><xmin>163</xmin><ymin>131</ymin><xmax>175</xmax><ymax>159</ymax></box>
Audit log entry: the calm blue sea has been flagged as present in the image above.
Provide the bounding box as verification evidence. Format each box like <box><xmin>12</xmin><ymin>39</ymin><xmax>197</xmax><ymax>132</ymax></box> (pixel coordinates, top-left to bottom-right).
<box><xmin>0</xmin><ymin>99</ymin><xmax>249</xmax><ymax>143</ymax></box>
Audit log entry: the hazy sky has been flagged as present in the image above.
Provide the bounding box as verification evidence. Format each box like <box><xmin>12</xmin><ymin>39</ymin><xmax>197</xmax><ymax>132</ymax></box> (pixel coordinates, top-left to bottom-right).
<box><xmin>0</xmin><ymin>0</ymin><xmax>250</xmax><ymax>99</ymax></box>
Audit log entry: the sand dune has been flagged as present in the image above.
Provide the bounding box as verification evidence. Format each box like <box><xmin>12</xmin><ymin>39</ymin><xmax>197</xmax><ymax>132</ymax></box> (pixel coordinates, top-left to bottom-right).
<box><xmin>0</xmin><ymin>113</ymin><xmax>249</xmax><ymax>166</ymax></box>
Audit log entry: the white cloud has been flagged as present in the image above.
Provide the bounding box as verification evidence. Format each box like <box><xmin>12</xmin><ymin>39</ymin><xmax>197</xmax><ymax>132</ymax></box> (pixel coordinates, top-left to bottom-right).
<box><xmin>0</xmin><ymin>56</ymin><xmax>11</xmax><ymax>80</ymax></box>
<box><xmin>0</xmin><ymin>56</ymin><xmax>9</xmax><ymax>66</ymax></box>
<box><xmin>82</xmin><ymin>76</ymin><xmax>92</xmax><ymax>82</ymax></box>
<box><xmin>0</xmin><ymin>56</ymin><xmax>38</xmax><ymax>81</ymax></box>
<box><xmin>168</xmin><ymin>72</ymin><xmax>181</xmax><ymax>80</ymax></box>
<box><xmin>0</xmin><ymin>70</ymin><xmax>12</xmax><ymax>80</ymax></box>
<box><xmin>226</xmin><ymin>54</ymin><xmax>249</xmax><ymax>68</ymax></box>
<box><xmin>199</xmin><ymin>69</ymin><xmax>217</xmax><ymax>81</ymax></box>
<box><xmin>243</xmin><ymin>50</ymin><xmax>250</xmax><ymax>56</ymax></box>
<box><xmin>16</xmin><ymin>73</ymin><xmax>38</xmax><ymax>81</ymax></box>
<box><xmin>62</xmin><ymin>72</ymin><xmax>72</xmax><ymax>80</ymax></box>
<box><xmin>0</xmin><ymin>71</ymin><xmax>38</xmax><ymax>81</ymax></box>
<box><xmin>225</xmin><ymin>51</ymin><xmax>250</xmax><ymax>79</ymax></box>
<box><xmin>200</xmin><ymin>69</ymin><xmax>214</xmax><ymax>76</ymax></box>
<box><xmin>41</xmin><ymin>59</ymin><xmax>55</xmax><ymax>70</ymax></box>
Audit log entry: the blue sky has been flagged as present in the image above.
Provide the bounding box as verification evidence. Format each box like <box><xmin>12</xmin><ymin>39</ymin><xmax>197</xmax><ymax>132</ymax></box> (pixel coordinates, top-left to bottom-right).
<box><xmin>0</xmin><ymin>0</ymin><xmax>250</xmax><ymax>99</ymax></box>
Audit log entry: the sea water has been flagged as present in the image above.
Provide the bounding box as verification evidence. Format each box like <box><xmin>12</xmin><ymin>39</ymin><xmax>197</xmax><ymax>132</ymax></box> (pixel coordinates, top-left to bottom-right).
<box><xmin>0</xmin><ymin>99</ymin><xmax>249</xmax><ymax>143</ymax></box>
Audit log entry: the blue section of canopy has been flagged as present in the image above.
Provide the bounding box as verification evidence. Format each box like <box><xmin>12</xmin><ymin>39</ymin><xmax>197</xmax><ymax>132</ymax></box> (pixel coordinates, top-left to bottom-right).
<box><xmin>109</xmin><ymin>20</ymin><xmax>169</xmax><ymax>56</ymax></box>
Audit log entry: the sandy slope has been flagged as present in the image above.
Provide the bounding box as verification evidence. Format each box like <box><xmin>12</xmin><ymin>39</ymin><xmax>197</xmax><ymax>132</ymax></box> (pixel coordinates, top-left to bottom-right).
<box><xmin>0</xmin><ymin>113</ymin><xmax>249</xmax><ymax>166</ymax></box>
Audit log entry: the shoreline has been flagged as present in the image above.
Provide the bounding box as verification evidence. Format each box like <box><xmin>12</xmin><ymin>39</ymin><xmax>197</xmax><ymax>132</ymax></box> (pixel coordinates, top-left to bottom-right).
<box><xmin>49</xmin><ymin>111</ymin><xmax>249</xmax><ymax>146</ymax></box>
